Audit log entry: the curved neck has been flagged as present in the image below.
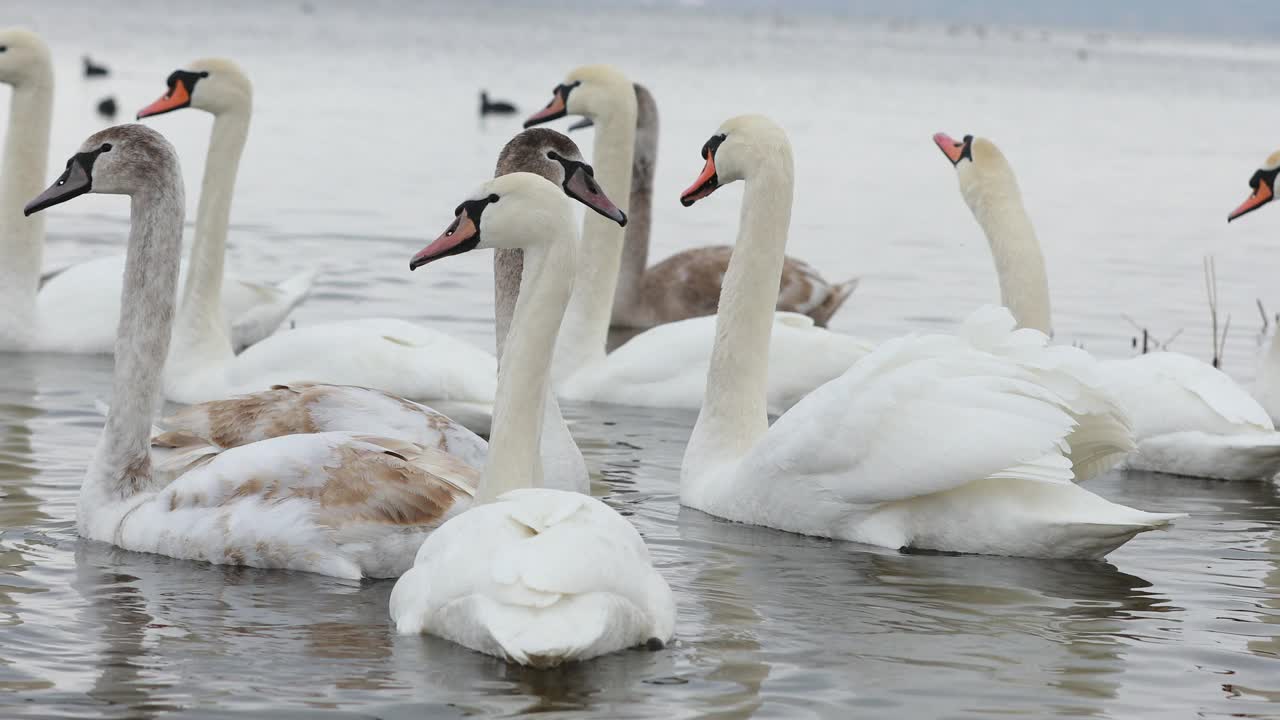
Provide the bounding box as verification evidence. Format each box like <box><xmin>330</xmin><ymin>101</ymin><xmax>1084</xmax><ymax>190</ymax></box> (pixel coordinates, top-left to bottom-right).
<box><xmin>552</xmin><ymin>101</ymin><xmax>636</xmax><ymax>383</ymax></box>
<box><xmin>962</xmin><ymin>175</ymin><xmax>1053</xmax><ymax>335</ymax></box>
<box><xmin>685</xmin><ymin>157</ymin><xmax>794</xmax><ymax>480</ymax></box>
<box><xmin>479</xmin><ymin>231</ymin><xmax>575</xmax><ymax>504</ymax></box>
<box><xmin>168</xmin><ymin>108</ymin><xmax>249</xmax><ymax>364</ymax></box>
<box><xmin>91</xmin><ymin>181</ymin><xmax>185</xmax><ymax>500</ymax></box>
<box><xmin>613</xmin><ymin>123</ymin><xmax>656</xmax><ymax>315</ymax></box>
<box><xmin>0</xmin><ymin>72</ymin><xmax>54</xmax><ymax>344</ymax></box>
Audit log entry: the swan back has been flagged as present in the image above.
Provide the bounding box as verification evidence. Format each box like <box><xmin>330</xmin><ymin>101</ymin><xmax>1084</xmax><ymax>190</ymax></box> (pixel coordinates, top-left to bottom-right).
<box><xmin>0</xmin><ymin>28</ymin><xmax>52</xmax><ymax>86</ymax></box>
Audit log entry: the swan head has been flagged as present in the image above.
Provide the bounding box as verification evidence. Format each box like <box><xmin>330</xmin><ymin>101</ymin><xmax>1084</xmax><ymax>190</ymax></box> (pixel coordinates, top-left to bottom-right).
<box><xmin>524</xmin><ymin>64</ymin><xmax>634</xmax><ymax>128</ymax></box>
<box><xmin>933</xmin><ymin>132</ymin><xmax>1020</xmax><ymax>207</ymax></box>
<box><xmin>136</xmin><ymin>58</ymin><xmax>252</xmax><ymax>119</ymax></box>
<box><xmin>496</xmin><ymin>129</ymin><xmax>626</xmax><ymax>225</ymax></box>
<box><xmin>25</xmin><ymin>124</ymin><xmax>179</xmax><ymax>215</ymax></box>
<box><xmin>679</xmin><ymin>115</ymin><xmax>792</xmax><ymax>206</ymax></box>
<box><xmin>410</xmin><ymin>173</ymin><xmax>574</xmax><ymax>270</ymax></box>
<box><xmin>0</xmin><ymin>28</ymin><xmax>52</xmax><ymax>87</ymax></box>
<box><xmin>1227</xmin><ymin>149</ymin><xmax>1280</xmax><ymax>222</ymax></box>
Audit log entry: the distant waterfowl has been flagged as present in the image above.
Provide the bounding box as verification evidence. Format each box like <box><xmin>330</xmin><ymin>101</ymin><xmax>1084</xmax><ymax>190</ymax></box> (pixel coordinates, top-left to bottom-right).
<box><xmin>0</xmin><ymin>31</ymin><xmax>309</xmax><ymax>354</ymax></box>
<box><xmin>610</xmin><ymin>83</ymin><xmax>858</xmax><ymax>329</ymax></box>
<box><xmin>937</xmin><ymin>131</ymin><xmax>1280</xmax><ymax>480</ymax></box>
<box><xmin>479</xmin><ymin>90</ymin><xmax>517</xmax><ymax>117</ymax></box>
<box><xmin>95</xmin><ymin>96</ymin><xmax>116</xmax><ymax>118</ymax></box>
<box><xmin>390</xmin><ymin>172</ymin><xmax>674</xmax><ymax>668</ymax></box>
<box><xmin>1227</xmin><ymin>148</ymin><xmax>1280</xmax><ymax>425</ymax></box>
<box><xmin>155</xmin><ymin>129</ymin><xmax>621</xmax><ymax>493</ymax></box>
<box><xmin>26</xmin><ymin>124</ymin><xmax>486</xmax><ymax>579</ymax></box>
<box><xmin>677</xmin><ymin>115</ymin><xmax>1178</xmax><ymax>559</ymax></box>
<box><xmin>524</xmin><ymin>64</ymin><xmax>872</xmax><ymax>413</ymax></box>
<box><xmin>82</xmin><ymin>54</ymin><xmax>108</xmax><ymax>77</ymax></box>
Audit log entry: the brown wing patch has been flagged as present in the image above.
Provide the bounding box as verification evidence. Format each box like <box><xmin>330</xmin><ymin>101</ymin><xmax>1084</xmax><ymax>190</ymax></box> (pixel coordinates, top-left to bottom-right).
<box><xmin>162</xmin><ymin>384</ymin><xmax>323</xmax><ymax>448</ymax></box>
<box><xmin>312</xmin><ymin>445</ymin><xmax>475</xmax><ymax>528</ymax></box>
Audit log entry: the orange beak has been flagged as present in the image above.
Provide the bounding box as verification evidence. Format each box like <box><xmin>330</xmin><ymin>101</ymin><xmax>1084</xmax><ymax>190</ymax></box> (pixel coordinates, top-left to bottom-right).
<box><xmin>410</xmin><ymin>209</ymin><xmax>480</xmax><ymax>270</ymax></box>
<box><xmin>1228</xmin><ymin>179</ymin><xmax>1274</xmax><ymax>222</ymax></box>
<box><xmin>136</xmin><ymin>79</ymin><xmax>192</xmax><ymax>119</ymax></box>
<box><xmin>680</xmin><ymin>153</ymin><xmax>719</xmax><ymax>207</ymax></box>
<box><xmin>524</xmin><ymin>92</ymin><xmax>567</xmax><ymax>128</ymax></box>
<box><xmin>933</xmin><ymin>132</ymin><xmax>967</xmax><ymax>165</ymax></box>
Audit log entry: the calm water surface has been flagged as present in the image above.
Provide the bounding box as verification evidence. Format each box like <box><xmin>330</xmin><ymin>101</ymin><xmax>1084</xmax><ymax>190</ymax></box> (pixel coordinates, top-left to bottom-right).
<box><xmin>3</xmin><ymin>1</ymin><xmax>1280</xmax><ymax>717</ymax></box>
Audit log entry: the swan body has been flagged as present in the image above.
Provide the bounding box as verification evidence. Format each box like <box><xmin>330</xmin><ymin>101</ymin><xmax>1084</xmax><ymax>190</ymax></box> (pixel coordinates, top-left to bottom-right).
<box><xmin>0</xmin><ymin>33</ymin><xmax>307</xmax><ymax>354</ymax></box>
<box><xmin>939</xmin><ymin>132</ymin><xmax>1280</xmax><ymax>480</ymax></box>
<box><xmin>610</xmin><ymin>84</ymin><xmax>857</xmax><ymax>329</ymax></box>
<box><xmin>35</xmin><ymin>253</ymin><xmax>314</xmax><ymax>353</ymax></box>
<box><xmin>29</xmin><ymin>124</ymin><xmax>496</xmax><ymax>579</ymax></box>
<box><xmin>678</xmin><ymin>116</ymin><xmax>1178</xmax><ymax>560</ymax></box>
<box><xmin>524</xmin><ymin>65</ymin><xmax>870</xmax><ymax>413</ymax></box>
<box><xmin>391</xmin><ymin>173</ymin><xmax>674</xmax><ymax>666</ymax></box>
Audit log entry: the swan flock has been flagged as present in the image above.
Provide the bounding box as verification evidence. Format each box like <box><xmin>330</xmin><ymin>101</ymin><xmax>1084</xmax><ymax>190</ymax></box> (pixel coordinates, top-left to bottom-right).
<box><xmin>2</xmin><ymin>25</ymin><xmax>1273</xmax><ymax>669</ymax></box>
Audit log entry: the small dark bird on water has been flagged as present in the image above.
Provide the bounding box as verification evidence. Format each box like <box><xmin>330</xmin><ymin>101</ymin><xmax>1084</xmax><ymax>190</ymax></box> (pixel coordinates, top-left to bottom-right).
<box><xmin>480</xmin><ymin>91</ymin><xmax>517</xmax><ymax>117</ymax></box>
<box><xmin>83</xmin><ymin>55</ymin><xmax>109</xmax><ymax>77</ymax></box>
<box><xmin>96</xmin><ymin>96</ymin><xmax>117</xmax><ymax>118</ymax></box>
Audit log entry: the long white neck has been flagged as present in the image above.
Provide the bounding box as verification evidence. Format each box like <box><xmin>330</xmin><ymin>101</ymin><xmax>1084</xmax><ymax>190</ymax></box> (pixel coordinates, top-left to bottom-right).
<box><xmin>167</xmin><ymin>107</ymin><xmax>249</xmax><ymax>366</ymax></box>
<box><xmin>613</xmin><ymin>119</ymin><xmax>656</xmax><ymax>316</ymax></box>
<box><xmin>87</xmin><ymin>181</ymin><xmax>185</xmax><ymax>502</ymax></box>
<box><xmin>684</xmin><ymin>156</ymin><xmax>794</xmax><ymax>482</ymax></box>
<box><xmin>961</xmin><ymin>170</ymin><xmax>1053</xmax><ymax>335</ymax></box>
<box><xmin>478</xmin><ymin>230</ymin><xmax>575</xmax><ymax>503</ymax></box>
<box><xmin>551</xmin><ymin>99</ymin><xmax>636</xmax><ymax>383</ymax></box>
<box><xmin>0</xmin><ymin>68</ymin><xmax>54</xmax><ymax>347</ymax></box>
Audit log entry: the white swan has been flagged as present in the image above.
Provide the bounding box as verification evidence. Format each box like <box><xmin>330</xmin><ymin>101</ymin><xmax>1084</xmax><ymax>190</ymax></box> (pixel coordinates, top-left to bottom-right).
<box><xmin>1226</xmin><ymin>149</ymin><xmax>1280</xmax><ymax>424</ymax></box>
<box><xmin>524</xmin><ymin>65</ymin><xmax>871</xmax><ymax>413</ymax></box>
<box><xmin>677</xmin><ymin>115</ymin><xmax>1179</xmax><ymax>559</ymax></box>
<box><xmin>128</xmin><ymin>58</ymin><xmax>498</xmax><ymax>412</ymax></box>
<box><xmin>151</xmin><ymin>130</ymin><xmax>622</xmax><ymax>492</ymax></box>
<box><xmin>390</xmin><ymin>173</ymin><xmax>674</xmax><ymax>668</ymax></box>
<box><xmin>0</xmin><ymin>30</ymin><xmax>309</xmax><ymax>353</ymax></box>
<box><xmin>26</xmin><ymin>124</ymin><xmax>503</xmax><ymax>578</ymax></box>
<box><xmin>603</xmin><ymin>83</ymin><xmax>857</xmax><ymax>329</ymax></box>
<box><xmin>937</xmin><ymin>132</ymin><xmax>1280</xmax><ymax>481</ymax></box>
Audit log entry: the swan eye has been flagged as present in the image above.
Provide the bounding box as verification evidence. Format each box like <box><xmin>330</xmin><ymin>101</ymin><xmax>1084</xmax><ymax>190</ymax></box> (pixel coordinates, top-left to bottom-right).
<box><xmin>100</xmin><ymin>143</ymin><xmax>112</xmax><ymax>153</ymax></box>
<box><xmin>488</xmin><ymin>193</ymin><xmax>500</xmax><ymax>203</ymax></box>
<box><xmin>0</xmin><ymin>46</ymin><xmax>7</xmax><ymax>53</ymax></box>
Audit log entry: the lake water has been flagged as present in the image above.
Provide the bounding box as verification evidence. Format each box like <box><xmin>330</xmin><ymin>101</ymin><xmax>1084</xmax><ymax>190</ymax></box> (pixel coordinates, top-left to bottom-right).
<box><xmin>3</xmin><ymin>1</ymin><xmax>1280</xmax><ymax>717</ymax></box>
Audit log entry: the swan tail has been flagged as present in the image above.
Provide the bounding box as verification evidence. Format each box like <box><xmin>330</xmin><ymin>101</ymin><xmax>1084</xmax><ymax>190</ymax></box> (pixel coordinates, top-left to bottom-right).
<box><xmin>1064</xmin><ymin>412</ymin><xmax>1136</xmax><ymax>481</ymax></box>
<box><xmin>1126</xmin><ymin>430</ymin><xmax>1280</xmax><ymax>481</ymax></box>
<box><xmin>228</xmin><ymin>267</ymin><xmax>320</xmax><ymax>351</ymax></box>
<box><xmin>808</xmin><ymin>276</ymin><xmax>859</xmax><ymax>328</ymax></box>
<box><xmin>429</xmin><ymin>401</ymin><xmax>494</xmax><ymax>437</ymax></box>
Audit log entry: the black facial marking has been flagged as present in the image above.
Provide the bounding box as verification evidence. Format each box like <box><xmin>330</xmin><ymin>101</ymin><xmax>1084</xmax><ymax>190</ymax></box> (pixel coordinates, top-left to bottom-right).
<box><xmin>947</xmin><ymin>135</ymin><xmax>975</xmax><ymax>166</ymax></box>
<box><xmin>0</xmin><ymin>46</ymin><xmax>7</xmax><ymax>53</ymax></box>
<box><xmin>548</xmin><ymin>150</ymin><xmax>600</xmax><ymax>194</ymax></box>
<box><xmin>700</xmin><ymin>133</ymin><xmax>727</xmax><ymax>161</ymax></box>
<box><xmin>165</xmin><ymin>69</ymin><xmax>209</xmax><ymax>95</ymax></box>
<box><xmin>523</xmin><ymin>81</ymin><xmax>581</xmax><ymax>128</ymax></box>
<box><xmin>24</xmin><ymin>142</ymin><xmax>111</xmax><ymax>216</ymax></box>
<box><xmin>681</xmin><ymin>133</ymin><xmax>726</xmax><ymax>207</ymax></box>
<box><xmin>411</xmin><ymin>194</ymin><xmax>501</xmax><ymax>269</ymax></box>
<box><xmin>1249</xmin><ymin>166</ymin><xmax>1279</xmax><ymax>193</ymax></box>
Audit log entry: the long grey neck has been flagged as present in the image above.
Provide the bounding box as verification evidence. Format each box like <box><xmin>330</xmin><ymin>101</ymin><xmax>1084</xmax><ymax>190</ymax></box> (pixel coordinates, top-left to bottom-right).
<box><xmin>612</xmin><ymin>109</ymin><xmax>657</xmax><ymax>316</ymax></box>
<box><xmin>169</xmin><ymin>108</ymin><xmax>250</xmax><ymax>362</ymax></box>
<box><xmin>963</xmin><ymin>172</ymin><xmax>1053</xmax><ymax>335</ymax></box>
<box><xmin>478</xmin><ymin>232</ymin><xmax>575</xmax><ymax>503</ymax></box>
<box><xmin>552</xmin><ymin>102</ymin><xmax>636</xmax><ymax>383</ymax></box>
<box><xmin>493</xmin><ymin>248</ymin><xmax>522</xmax><ymax>359</ymax></box>
<box><xmin>90</xmin><ymin>180</ymin><xmax>186</xmax><ymax>499</ymax></box>
<box><xmin>0</xmin><ymin>73</ymin><xmax>54</xmax><ymax>345</ymax></box>
<box><xmin>685</xmin><ymin>157</ymin><xmax>793</xmax><ymax>480</ymax></box>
